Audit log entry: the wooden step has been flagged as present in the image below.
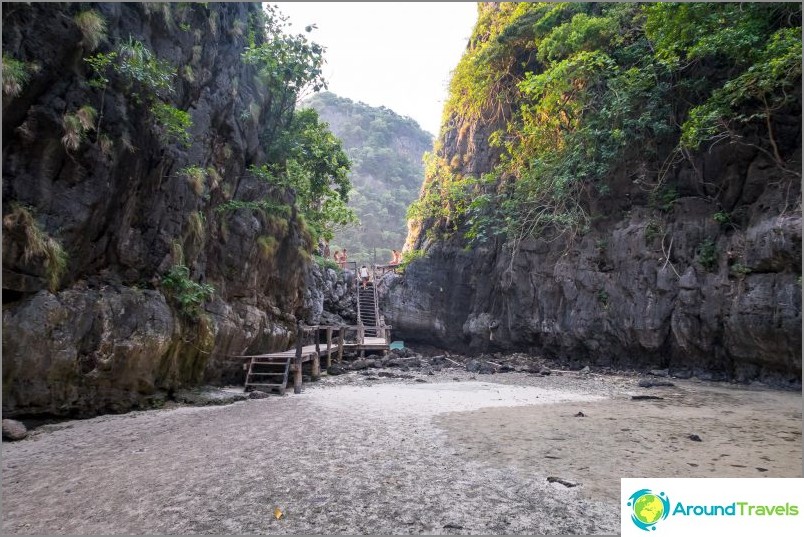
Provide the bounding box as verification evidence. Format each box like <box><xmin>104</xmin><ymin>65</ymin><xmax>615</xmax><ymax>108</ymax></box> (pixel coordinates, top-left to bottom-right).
<box><xmin>246</xmin><ymin>383</ymin><xmax>286</xmax><ymax>388</ymax></box>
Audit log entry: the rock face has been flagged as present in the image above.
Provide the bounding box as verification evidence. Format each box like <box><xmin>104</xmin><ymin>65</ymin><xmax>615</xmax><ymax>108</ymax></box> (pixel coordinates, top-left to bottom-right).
<box><xmin>384</xmin><ymin>140</ymin><xmax>802</xmax><ymax>384</ymax></box>
<box><xmin>2</xmin><ymin>3</ymin><xmax>312</xmax><ymax>417</ymax></box>
<box><xmin>382</xmin><ymin>6</ymin><xmax>802</xmax><ymax>386</ymax></box>
<box><xmin>304</xmin><ymin>261</ymin><xmax>357</xmax><ymax>326</ymax></box>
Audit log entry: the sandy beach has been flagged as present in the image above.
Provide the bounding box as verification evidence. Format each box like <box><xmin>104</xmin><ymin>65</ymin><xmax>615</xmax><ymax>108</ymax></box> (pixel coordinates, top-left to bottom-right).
<box><xmin>2</xmin><ymin>369</ymin><xmax>801</xmax><ymax>534</ymax></box>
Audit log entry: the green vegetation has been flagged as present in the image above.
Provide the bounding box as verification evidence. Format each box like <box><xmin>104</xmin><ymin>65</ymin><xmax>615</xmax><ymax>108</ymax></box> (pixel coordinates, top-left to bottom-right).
<box><xmin>597</xmin><ymin>289</ymin><xmax>610</xmax><ymax>307</ymax></box>
<box><xmin>206</xmin><ymin>8</ymin><xmax>355</xmax><ymax>259</ymax></box>
<box><xmin>214</xmin><ymin>198</ymin><xmax>292</xmax><ymax>216</ymax></box>
<box><xmin>180</xmin><ymin>166</ymin><xmax>207</xmax><ymax>195</ymax></box>
<box><xmin>2</xmin><ymin>53</ymin><xmax>32</xmax><ymax>97</ymax></box>
<box><xmin>74</xmin><ymin>10</ymin><xmax>107</xmax><ymax>51</ymax></box>
<box><xmin>411</xmin><ymin>2</ymin><xmax>801</xmax><ymax>248</ymax></box>
<box><xmin>161</xmin><ymin>264</ymin><xmax>215</xmax><ymax>318</ymax></box>
<box><xmin>696</xmin><ymin>238</ymin><xmax>718</xmax><ymax>271</ymax></box>
<box><xmin>304</xmin><ymin>91</ymin><xmax>433</xmax><ymax>263</ymax></box>
<box><xmin>313</xmin><ymin>254</ymin><xmax>339</xmax><ymax>272</ymax></box>
<box><xmin>260</xmin><ymin>108</ymin><xmax>355</xmax><ymax>243</ymax></box>
<box><xmin>86</xmin><ymin>37</ymin><xmax>191</xmax><ymax>147</ymax></box>
<box><xmin>729</xmin><ymin>262</ymin><xmax>752</xmax><ymax>278</ymax></box>
<box><xmin>61</xmin><ymin>105</ymin><xmax>98</xmax><ymax>151</ymax></box>
<box><xmin>152</xmin><ymin>102</ymin><xmax>192</xmax><ymax>146</ymax></box>
<box><xmin>399</xmin><ymin>248</ymin><xmax>426</xmax><ymax>271</ymax></box>
<box><xmin>2</xmin><ymin>204</ymin><xmax>68</xmax><ymax>292</ymax></box>
<box><xmin>74</xmin><ymin>5</ymin><xmax>354</xmax><ymax>269</ymax></box>
<box><xmin>713</xmin><ymin>211</ymin><xmax>731</xmax><ymax>225</ymax></box>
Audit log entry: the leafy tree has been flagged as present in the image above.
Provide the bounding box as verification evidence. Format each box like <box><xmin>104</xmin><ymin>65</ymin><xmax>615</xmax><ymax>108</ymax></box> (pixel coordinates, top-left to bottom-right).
<box><xmin>413</xmin><ymin>2</ymin><xmax>801</xmax><ymax>249</ymax></box>
<box><xmin>303</xmin><ymin>92</ymin><xmax>433</xmax><ymax>263</ymax></box>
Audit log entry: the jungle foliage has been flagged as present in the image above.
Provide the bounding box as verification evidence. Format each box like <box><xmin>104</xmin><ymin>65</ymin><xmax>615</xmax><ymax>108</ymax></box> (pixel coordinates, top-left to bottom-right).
<box><xmin>409</xmin><ymin>2</ymin><xmax>801</xmax><ymax>247</ymax></box>
<box><xmin>304</xmin><ymin>92</ymin><xmax>433</xmax><ymax>264</ymax></box>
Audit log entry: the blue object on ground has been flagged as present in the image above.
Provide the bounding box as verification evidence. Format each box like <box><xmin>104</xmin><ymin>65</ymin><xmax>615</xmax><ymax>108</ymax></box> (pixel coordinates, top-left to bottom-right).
<box><xmin>389</xmin><ymin>341</ymin><xmax>404</xmax><ymax>350</ymax></box>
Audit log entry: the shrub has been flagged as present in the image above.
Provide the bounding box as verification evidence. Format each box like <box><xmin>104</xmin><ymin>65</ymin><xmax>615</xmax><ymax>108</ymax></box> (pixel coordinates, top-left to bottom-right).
<box><xmin>2</xmin><ymin>204</ymin><xmax>68</xmax><ymax>291</ymax></box>
<box><xmin>187</xmin><ymin>211</ymin><xmax>205</xmax><ymax>244</ymax></box>
<box><xmin>181</xmin><ymin>166</ymin><xmax>206</xmax><ymax>195</ymax></box>
<box><xmin>256</xmin><ymin>236</ymin><xmax>279</xmax><ymax>260</ymax></box>
<box><xmin>152</xmin><ymin>102</ymin><xmax>192</xmax><ymax>146</ymax></box>
<box><xmin>75</xmin><ymin>105</ymin><xmax>97</xmax><ymax>131</ymax></box>
<box><xmin>696</xmin><ymin>238</ymin><xmax>718</xmax><ymax>271</ymax></box>
<box><xmin>61</xmin><ymin>113</ymin><xmax>85</xmax><ymax>151</ymax></box>
<box><xmin>597</xmin><ymin>289</ymin><xmax>609</xmax><ymax>306</ymax></box>
<box><xmin>74</xmin><ymin>10</ymin><xmax>107</xmax><ymax>51</ymax></box>
<box><xmin>399</xmin><ymin>249</ymin><xmax>425</xmax><ymax>270</ymax></box>
<box><xmin>730</xmin><ymin>263</ymin><xmax>751</xmax><ymax>278</ymax></box>
<box><xmin>713</xmin><ymin>211</ymin><xmax>731</xmax><ymax>225</ymax></box>
<box><xmin>161</xmin><ymin>264</ymin><xmax>215</xmax><ymax>318</ymax></box>
<box><xmin>2</xmin><ymin>53</ymin><xmax>30</xmax><ymax>97</ymax></box>
<box><xmin>313</xmin><ymin>254</ymin><xmax>339</xmax><ymax>272</ymax></box>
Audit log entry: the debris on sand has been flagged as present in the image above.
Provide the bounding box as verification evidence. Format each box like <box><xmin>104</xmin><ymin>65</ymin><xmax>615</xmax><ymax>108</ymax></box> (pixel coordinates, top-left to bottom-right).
<box><xmin>547</xmin><ymin>476</ymin><xmax>579</xmax><ymax>488</ymax></box>
<box><xmin>638</xmin><ymin>379</ymin><xmax>675</xmax><ymax>388</ymax></box>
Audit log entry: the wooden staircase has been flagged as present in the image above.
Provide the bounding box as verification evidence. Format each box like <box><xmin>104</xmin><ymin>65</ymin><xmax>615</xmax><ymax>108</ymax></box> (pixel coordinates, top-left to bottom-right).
<box><xmin>357</xmin><ymin>280</ymin><xmax>380</xmax><ymax>336</ymax></box>
<box><xmin>244</xmin><ymin>355</ymin><xmax>291</xmax><ymax>395</ymax></box>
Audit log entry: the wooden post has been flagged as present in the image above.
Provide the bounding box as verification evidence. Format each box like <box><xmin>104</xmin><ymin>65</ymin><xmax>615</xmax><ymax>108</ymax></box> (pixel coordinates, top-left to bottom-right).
<box><xmin>294</xmin><ymin>321</ymin><xmax>303</xmax><ymax>394</ymax></box>
<box><xmin>315</xmin><ymin>327</ymin><xmax>320</xmax><ymax>357</ymax></box>
<box><xmin>312</xmin><ymin>354</ymin><xmax>321</xmax><ymax>380</ymax></box>
<box><xmin>358</xmin><ymin>323</ymin><xmax>365</xmax><ymax>358</ymax></box>
<box><xmin>337</xmin><ymin>326</ymin><xmax>344</xmax><ymax>363</ymax></box>
<box><xmin>326</xmin><ymin>327</ymin><xmax>333</xmax><ymax>369</ymax></box>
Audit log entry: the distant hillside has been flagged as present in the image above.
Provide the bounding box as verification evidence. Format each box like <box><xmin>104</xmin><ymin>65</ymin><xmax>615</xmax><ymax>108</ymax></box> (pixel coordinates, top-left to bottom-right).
<box><xmin>303</xmin><ymin>91</ymin><xmax>433</xmax><ymax>264</ymax></box>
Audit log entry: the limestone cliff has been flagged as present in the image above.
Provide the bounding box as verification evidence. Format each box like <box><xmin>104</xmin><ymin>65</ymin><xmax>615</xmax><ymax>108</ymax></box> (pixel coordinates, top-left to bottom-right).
<box><xmin>2</xmin><ymin>3</ymin><xmax>325</xmax><ymax>417</ymax></box>
<box><xmin>384</xmin><ymin>3</ymin><xmax>802</xmax><ymax>385</ymax></box>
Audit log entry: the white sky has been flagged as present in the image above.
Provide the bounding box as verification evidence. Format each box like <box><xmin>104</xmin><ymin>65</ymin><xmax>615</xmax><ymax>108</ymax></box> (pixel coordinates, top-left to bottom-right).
<box><xmin>272</xmin><ymin>2</ymin><xmax>478</xmax><ymax>136</ymax></box>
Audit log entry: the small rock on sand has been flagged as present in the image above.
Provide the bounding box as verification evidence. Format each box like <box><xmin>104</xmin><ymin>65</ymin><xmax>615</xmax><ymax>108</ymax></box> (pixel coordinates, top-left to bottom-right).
<box><xmin>2</xmin><ymin>419</ymin><xmax>28</xmax><ymax>441</ymax></box>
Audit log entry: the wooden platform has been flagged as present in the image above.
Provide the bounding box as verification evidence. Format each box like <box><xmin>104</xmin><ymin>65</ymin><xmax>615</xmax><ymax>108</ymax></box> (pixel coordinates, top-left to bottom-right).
<box><xmin>238</xmin><ymin>324</ymin><xmax>390</xmax><ymax>395</ymax></box>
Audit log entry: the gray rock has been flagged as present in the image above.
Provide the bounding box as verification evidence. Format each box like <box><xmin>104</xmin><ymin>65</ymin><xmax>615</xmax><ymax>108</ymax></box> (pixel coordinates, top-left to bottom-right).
<box><xmin>173</xmin><ymin>388</ymin><xmax>249</xmax><ymax>406</ymax></box>
<box><xmin>650</xmin><ymin>369</ymin><xmax>670</xmax><ymax>377</ymax></box>
<box><xmin>327</xmin><ymin>365</ymin><xmax>347</xmax><ymax>376</ymax></box>
<box><xmin>478</xmin><ymin>362</ymin><xmax>497</xmax><ymax>374</ymax></box>
<box><xmin>466</xmin><ymin>359</ymin><xmax>481</xmax><ymax>373</ymax></box>
<box><xmin>638</xmin><ymin>379</ymin><xmax>675</xmax><ymax>388</ymax></box>
<box><xmin>248</xmin><ymin>390</ymin><xmax>271</xmax><ymax>399</ymax></box>
<box><xmin>351</xmin><ymin>359</ymin><xmax>369</xmax><ymax>371</ymax></box>
<box><xmin>2</xmin><ymin>419</ymin><xmax>28</xmax><ymax>441</ymax></box>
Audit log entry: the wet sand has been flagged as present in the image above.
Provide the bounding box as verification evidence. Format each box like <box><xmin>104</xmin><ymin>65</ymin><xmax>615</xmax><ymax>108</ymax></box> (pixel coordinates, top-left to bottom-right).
<box><xmin>1</xmin><ymin>371</ymin><xmax>801</xmax><ymax>534</ymax></box>
<box><xmin>434</xmin><ymin>381</ymin><xmax>802</xmax><ymax>504</ymax></box>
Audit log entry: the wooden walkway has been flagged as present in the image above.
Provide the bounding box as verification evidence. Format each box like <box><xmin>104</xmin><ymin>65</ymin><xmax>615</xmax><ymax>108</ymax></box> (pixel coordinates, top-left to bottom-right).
<box><xmin>238</xmin><ymin>324</ymin><xmax>390</xmax><ymax>395</ymax></box>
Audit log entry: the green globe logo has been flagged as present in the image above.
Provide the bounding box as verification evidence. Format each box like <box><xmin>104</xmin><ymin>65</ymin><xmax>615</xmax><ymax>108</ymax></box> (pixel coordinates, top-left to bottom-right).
<box><xmin>627</xmin><ymin>489</ymin><xmax>670</xmax><ymax>531</ymax></box>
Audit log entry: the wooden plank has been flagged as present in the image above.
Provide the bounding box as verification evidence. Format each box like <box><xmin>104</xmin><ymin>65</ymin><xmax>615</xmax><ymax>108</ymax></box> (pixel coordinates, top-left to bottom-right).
<box><xmin>325</xmin><ymin>327</ymin><xmax>333</xmax><ymax>368</ymax></box>
<box><xmin>312</xmin><ymin>354</ymin><xmax>321</xmax><ymax>380</ymax></box>
<box><xmin>294</xmin><ymin>322</ymin><xmax>303</xmax><ymax>395</ymax></box>
<box><xmin>337</xmin><ymin>326</ymin><xmax>345</xmax><ymax>363</ymax></box>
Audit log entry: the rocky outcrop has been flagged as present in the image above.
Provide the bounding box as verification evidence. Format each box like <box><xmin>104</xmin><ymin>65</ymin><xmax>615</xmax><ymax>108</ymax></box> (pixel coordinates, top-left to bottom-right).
<box><xmin>2</xmin><ymin>3</ymin><xmax>311</xmax><ymax>417</ymax></box>
<box><xmin>384</xmin><ymin>4</ymin><xmax>802</xmax><ymax>386</ymax></box>
<box><xmin>304</xmin><ymin>260</ymin><xmax>358</xmax><ymax>326</ymax></box>
<box><xmin>385</xmin><ymin>135</ymin><xmax>802</xmax><ymax>385</ymax></box>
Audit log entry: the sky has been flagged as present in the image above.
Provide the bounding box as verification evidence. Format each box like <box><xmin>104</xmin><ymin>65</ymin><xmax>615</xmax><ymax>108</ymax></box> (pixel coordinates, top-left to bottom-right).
<box><xmin>272</xmin><ymin>2</ymin><xmax>478</xmax><ymax>137</ymax></box>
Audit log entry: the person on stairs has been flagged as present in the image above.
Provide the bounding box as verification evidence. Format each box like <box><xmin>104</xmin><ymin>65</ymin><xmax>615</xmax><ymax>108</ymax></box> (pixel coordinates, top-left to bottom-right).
<box><xmin>359</xmin><ymin>265</ymin><xmax>370</xmax><ymax>289</ymax></box>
